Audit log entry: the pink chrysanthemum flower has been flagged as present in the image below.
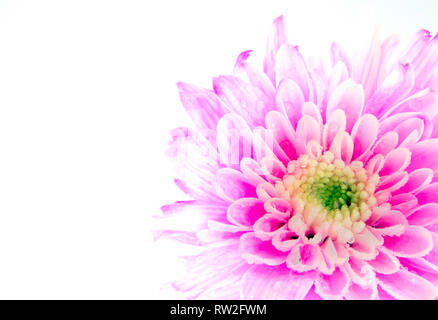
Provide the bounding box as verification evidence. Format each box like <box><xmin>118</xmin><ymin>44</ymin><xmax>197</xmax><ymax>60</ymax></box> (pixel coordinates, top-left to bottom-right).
<box><xmin>158</xmin><ymin>16</ymin><xmax>438</xmax><ymax>300</ymax></box>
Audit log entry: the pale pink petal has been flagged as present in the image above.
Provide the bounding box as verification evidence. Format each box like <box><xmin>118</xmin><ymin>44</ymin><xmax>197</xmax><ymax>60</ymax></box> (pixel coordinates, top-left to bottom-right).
<box><xmin>227</xmin><ymin>198</ymin><xmax>266</xmax><ymax>227</ymax></box>
<box><xmin>378</xmin><ymin>269</ymin><xmax>436</xmax><ymax>300</ymax></box>
<box><xmin>395</xmin><ymin>168</ymin><xmax>433</xmax><ymax>194</ymax></box>
<box><xmin>322</xmin><ymin>61</ymin><xmax>349</xmax><ymax>120</ymax></box>
<box><xmin>383</xmin><ymin>226</ymin><xmax>433</xmax><ymax>258</ymax></box>
<box><xmin>216</xmin><ymin>113</ymin><xmax>252</xmax><ymax>168</ymax></box>
<box><xmin>240</xmin><ymin>232</ymin><xmax>289</xmax><ymax>266</ymax></box>
<box><xmin>349</xmin><ymin>227</ymin><xmax>382</xmax><ymax>260</ymax></box>
<box><xmin>286</xmin><ymin>243</ymin><xmax>323</xmax><ymax>272</ymax></box>
<box><xmin>240</xmin><ymin>157</ymin><xmax>267</xmax><ymax>186</ymax></box>
<box><xmin>216</xmin><ymin>168</ymin><xmax>257</xmax><ymax>202</ymax></box>
<box><xmin>393</xmin><ymin>117</ymin><xmax>424</xmax><ymax>147</ymax></box>
<box><xmin>326</xmin><ymin>79</ymin><xmax>364</xmax><ymax>132</ymax></box>
<box><xmin>365</xmin><ymin>63</ymin><xmax>415</xmax><ymax>118</ymax></box>
<box><xmin>234</xmin><ymin>50</ymin><xmax>276</xmax><ymax>100</ymax></box>
<box><xmin>213</xmin><ymin>75</ymin><xmax>274</xmax><ymax>127</ymax></box>
<box><xmin>408</xmin><ymin>138</ymin><xmax>438</xmax><ymax>172</ymax></box>
<box><xmin>275</xmin><ymin>78</ymin><xmax>304</xmax><ymax>129</ymax></box>
<box><xmin>272</xmin><ymin>229</ymin><xmax>300</xmax><ymax>252</ymax></box>
<box><xmin>379</xmin><ymin>147</ymin><xmax>411</xmax><ymax>177</ymax></box>
<box><xmin>376</xmin><ymin>171</ymin><xmax>409</xmax><ymax>193</ymax></box>
<box><xmin>314</xmin><ymin>268</ymin><xmax>350</xmax><ymax>299</ymax></box>
<box><xmin>424</xmin><ymin>232</ymin><xmax>438</xmax><ymax>267</ymax></box>
<box><xmin>302</xmin><ymin>102</ymin><xmax>322</xmax><ymax>125</ymax></box>
<box><xmin>264</xmin><ymin>197</ymin><xmax>291</xmax><ymax>219</ymax></box>
<box><xmin>177</xmin><ymin>82</ymin><xmax>227</xmax><ymax>133</ymax></box>
<box><xmin>367</xmin><ymin>249</ymin><xmax>400</xmax><ymax>274</ymax></box>
<box><xmin>351</xmin><ymin>114</ymin><xmax>379</xmax><ymax>160</ymax></box>
<box><xmin>343</xmin><ymin>256</ymin><xmax>375</xmax><ymax>287</ymax></box>
<box><xmin>407</xmin><ymin>203</ymin><xmax>438</xmax><ymax>226</ymax></box>
<box><xmin>256</xmin><ymin>182</ymin><xmax>279</xmax><ymax>202</ymax></box>
<box><xmin>253</xmin><ymin>214</ymin><xmax>287</xmax><ymax>241</ymax></box>
<box><xmin>372</xmin><ymin>210</ymin><xmax>408</xmax><ymax>236</ymax></box>
<box><xmin>365</xmin><ymin>154</ymin><xmax>385</xmax><ymax>176</ymax></box>
<box><xmin>329</xmin><ymin>132</ymin><xmax>353</xmax><ymax>164</ymax></box>
<box><xmin>366</xmin><ymin>131</ymin><xmax>399</xmax><ymax>160</ymax></box>
<box><xmin>295</xmin><ymin>115</ymin><xmax>321</xmax><ymax>155</ymax></box>
<box><xmin>265</xmin><ymin>111</ymin><xmax>298</xmax><ymax>160</ymax></box>
<box><xmin>264</xmin><ymin>15</ymin><xmax>287</xmax><ymax>85</ymax></box>
<box><xmin>241</xmin><ymin>265</ymin><xmax>315</xmax><ymax>300</ymax></box>
<box><xmin>330</xmin><ymin>42</ymin><xmax>351</xmax><ymax>74</ymax></box>
<box><xmin>323</xmin><ymin>109</ymin><xmax>346</xmax><ymax>151</ymax></box>
<box><xmin>275</xmin><ymin>44</ymin><xmax>314</xmax><ymax>101</ymax></box>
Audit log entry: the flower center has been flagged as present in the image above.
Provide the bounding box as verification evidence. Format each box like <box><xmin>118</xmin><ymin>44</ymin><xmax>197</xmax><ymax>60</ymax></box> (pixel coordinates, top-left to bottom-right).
<box><xmin>280</xmin><ymin>151</ymin><xmax>379</xmax><ymax>242</ymax></box>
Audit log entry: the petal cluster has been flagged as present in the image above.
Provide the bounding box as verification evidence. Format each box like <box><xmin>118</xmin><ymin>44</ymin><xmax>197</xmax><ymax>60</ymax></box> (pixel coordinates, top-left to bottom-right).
<box><xmin>159</xmin><ymin>16</ymin><xmax>438</xmax><ymax>300</ymax></box>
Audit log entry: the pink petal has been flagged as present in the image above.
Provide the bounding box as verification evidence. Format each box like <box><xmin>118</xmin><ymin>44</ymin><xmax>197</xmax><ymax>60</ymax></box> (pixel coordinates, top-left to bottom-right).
<box><xmin>367</xmin><ymin>249</ymin><xmax>400</xmax><ymax>274</ymax></box>
<box><xmin>256</xmin><ymin>182</ymin><xmax>279</xmax><ymax>202</ymax></box>
<box><xmin>264</xmin><ymin>197</ymin><xmax>291</xmax><ymax>219</ymax></box>
<box><xmin>424</xmin><ymin>232</ymin><xmax>438</xmax><ymax>267</ymax></box>
<box><xmin>177</xmin><ymin>82</ymin><xmax>227</xmax><ymax>132</ymax></box>
<box><xmin>227</xmin><ymin>198</ymin><xmax>266</xmax><ymax>227</ymax></box>
<box><xmin>383</xmin><ymin>226</ymin><xmax>433</xmax><ymax>258</ymax></box>
<box><xmin>378</xmin><ymin>269</ymin><xmax>436</xmax><ymax>299</ymax></box>
<box><xmin>408</xmin><ymin>138</ymin><xmax>438</xmax><ymax>172</ymax></box>
<box><xmin>252</xmin><ymin>127</ymin><xmax>278</xmax><ymax>164</ymax></box>
<box><xmin>240</xmin><ymin>157</ymin><xmax>267</xmax><ymax>186</ymax></box>
<box><xmin>395</xmin><ymin>168</ymin><xmax>433</xmax><ymax>194</ymax></box>
<box><xmin>286</xmin><ymin>243</ymin><xmax>323</xmax><ymax>272</ymax></box>
<box><xmin>264</xmin><ymin>15</ymin><xmax>287</xmax><ymax>85</ymax></box>
<box><xmin>241</xmin><ymin>264</ymin><xmax>315</xmax><ymax>300</ymax></box>
<box><xmin>326</xmin><ymin>79</ymin><xmax>364</xmax><ymax>132</ymax></box>
<box><xmin>367</xmin><ymin>131</ymin><xmax>399</xmax><ymax>159</ymax></box>
<box><xmin>216</xmin><ymin>113</ymin><xmax>253</xmax><ymax>168</ymax></box>
<box><xmin>323</xmin><ymin>109</ymin><xmax>346</xmax><ymax>151</ymax></box>
<box><xmin>323</xmin><ymin>61</ymin><xmax>349</xmax><ymax>120</ymax></box>
<box><xmin>343</xmin><ymin>256</ymin><xmax>375</xmax><ymax>287</ymax></box>
<box><xmin>376</xmin><ymin>171</ymin><xmax>409</xmax><ymax>193</ymax></box>
<box><xmin>407</xmin><ymin>203</ymin><xmax>438</xmax><ymax>227</ymax></box>
<box><xmin>365</xmin><ymin>154</ymin><xmax>385</xmax><ymax>176</ymax></box>
<box><xmin>393</xmin><ymin>117</ymin><xmax>424</xmax><ymax>147</ymax></box>
<box><xmin>240</xmin><ymin>232</ymin><xmax>289</xmax><ymax>266</ymax></box>
<box><xmin>275</xmin><ymin>44</ymin><xmax>314</xmax><ymax>101</ymax></box>
<box><xmin>295</xmin><ymin>115</ymin><xmax>321</xmax><ymax>155</ymax></box>
<box><xmin>389</xmin><ymin>193</ymin><xmax>418</xmax><ymax>213</ymax></box>
<box><xmin>272</xmin><ymin>229</ymin><xmax>300</xmax><ymax>252</ymax></box>
<box><xmin>213</xmin><ymin>75</ymin><xmax>274</xmax><ymax>127</ymax></box>
<box><xmin>330</xmin><ymin>42</ymin><xmax>351</xmax><ymax>74</ymax></box>
<box><xmin>379</xmin><ymin>148</ymin><xmax>411</xmax><ymax>177</ymax></box>
<box><xmin>349</xmin><ymin>227</ymin><xmax>382</xmax><ymax>260</ymax></box>
<box><xmin>329</xmin><ymin>132</ymin><xmax>353</xmax><ymax>164</ymax></box>
<box><xmin>275</xmin><ymin>78</ymin><xmax>304</xmax><ymax>129</ymax></box>
<box><xmin>302</xmin><ymin>102</ymin><xmax>322</xmax><ymax>125</ymax></box>
<box><xmin>314</xmin><ymin>267</ymin><xmax>350</xmax><ymax>299</ymax></box>
<box><xmin>365</xmin><ymin>63</ymin><xmax>415</xmax><ymax>118</ymax></box>
<box><xmin>344</xmin><ymin>282</ymin><xmax>378</xmax><ymax>300</ymax></box>
<box><xmin>265</xmin><ymin>111</ymin><xmax>297</xmax><ymax>161</ymax></box>
<box><xmin>216</xmin><ymin>168</ymin><xmax>257</xmax><ymax>202</ymax></box>
<box><xmin>253</xmin><ymin>214</ymin><xmax>287</xmax><ymax>241</ymax></box>
<box><xmin>351</xmin><ymin>114</ymin><xmax>379</xmax><ymax>160</ymax></box>
<box><xmin>234</xmin><ymin>50</ymin><xmax>276</xmax><ymax>100</ymax></box>
<box><xmin>416</xmin><ymin>183</ymin><xmax>438</xmax><ymax>205</ymax></box>
<box><xmin>372</xmin><ymin>210</ymin><xmax>408</xmax><ymax>236</ymax></box>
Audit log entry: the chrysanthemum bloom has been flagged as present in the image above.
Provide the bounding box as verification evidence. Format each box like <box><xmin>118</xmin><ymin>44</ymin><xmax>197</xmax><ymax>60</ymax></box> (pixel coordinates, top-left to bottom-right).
<box><xmin>158</xmin><ymin>16</ymin><xmax>438</xmax><ymax>299</ymax></box>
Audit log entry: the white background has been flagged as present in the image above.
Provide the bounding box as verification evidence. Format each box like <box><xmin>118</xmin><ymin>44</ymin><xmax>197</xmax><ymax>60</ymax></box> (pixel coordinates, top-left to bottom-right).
<box><xmin>0</xmin><ymin>0</ymin><xmax>437</xmax><ymax>299</ymax></box>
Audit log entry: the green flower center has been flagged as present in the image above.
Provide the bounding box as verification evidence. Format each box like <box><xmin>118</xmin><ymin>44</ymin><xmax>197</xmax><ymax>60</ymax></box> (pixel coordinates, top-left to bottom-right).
<box><xmin>309</xmin><ymin>178</ymin><xmax>356</xmax><ymax>211</ymax></box>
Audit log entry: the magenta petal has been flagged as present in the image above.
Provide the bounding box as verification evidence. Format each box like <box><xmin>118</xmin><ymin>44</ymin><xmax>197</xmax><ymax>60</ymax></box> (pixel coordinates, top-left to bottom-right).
<box><xmin>314</xmin><ymin>268</ymin><xmax>349</xmax><ymax>299</ymax></box>
<box><xmin>227</xmin><ymin>198</ymin><xmax>265</xmax><ymax>227</ymax></box>
<box><xmin>383</xmin><ymin>226</ymin><xmax>433</xmax><ymax>258</ymax></box>
<box><xmin>378</xmin><ymin>269</ymin><xmax>436</xmax><ymax>299</ymax></box>
<box><xmin>372</xmin><ymin>210</ymin><xmax>408</xmax><ymax>236</ymax></box>
<box><xmin>240</xmin><ymin>232</ymin><xmax>289</xmax><ymax>266</ymax></box>
<box><xmin>407</xmin><ymin>203</ymin><xmax>438</xmax><ymax>226</ymax></box>
<box><xmin>326</xmin><ymin>79</ymin><xmax>364</xmax><ymax>132</ymax></box>
<box><xmin>264</xmin><ymin>16</ymin><xmax>287</xmax><ymax>85</ymax></box>
<box><xmin>408</xmin><ymin>138</ymin><xmax>438</xmax><ymax>172</ymax></box>
<box><xmin>216</xmin><ymin>168</ymin><xmax>257</xmax><ymax>202</ymax></box>
<box><xmin>389</xmin><ymin>193</ymin><xmax>418</xmax><ymax>213</ymax></box>
<box><xmin>416</xmin><ymin>183</ymin><xmax>438</xmax><ymax>205</ymax></box>
<box><xmin>367</xmin><ymin>249</ymin><xmax>400</xmax><ymax>274</ymax></box>
<box><xmin>241</xmin><ymin>264</ymin><xmax>315</xmax><ymax>299</ymax></box>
